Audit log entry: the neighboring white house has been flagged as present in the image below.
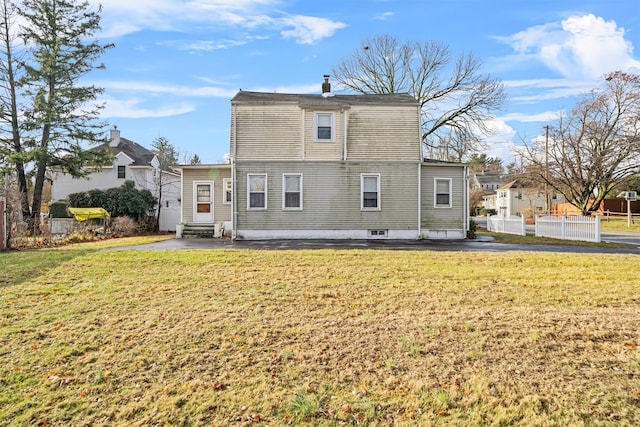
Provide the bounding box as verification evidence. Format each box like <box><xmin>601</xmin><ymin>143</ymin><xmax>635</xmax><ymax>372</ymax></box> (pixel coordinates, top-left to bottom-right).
<box><xmin>483</xmin><ymin>179</ymin><xmax>563</xmax><ymax>217</ymax></box>
<box><xmin>178</xmin><ymin>75</ymin><xmax>470</xmax><ymax>240</ymax></box>
<box><xmin>50</xmin><ymin>127</ymin><xmax>181</xmax><ymax>231</ymax></box>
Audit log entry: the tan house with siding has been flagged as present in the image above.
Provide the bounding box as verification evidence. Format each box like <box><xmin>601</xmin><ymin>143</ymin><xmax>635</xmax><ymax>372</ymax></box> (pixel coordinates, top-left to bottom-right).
<box><xmin>177</xmin><ymin>76</ymin><xmax>469</xmax><ymax>240</ymax></box>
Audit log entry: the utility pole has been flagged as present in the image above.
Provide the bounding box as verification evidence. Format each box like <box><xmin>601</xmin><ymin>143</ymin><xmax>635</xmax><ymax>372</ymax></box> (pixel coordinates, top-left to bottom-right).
<box><xmin>545</xmin><ymin>125</ymin><xmax>550</xmax><ymax>215</ymax></box>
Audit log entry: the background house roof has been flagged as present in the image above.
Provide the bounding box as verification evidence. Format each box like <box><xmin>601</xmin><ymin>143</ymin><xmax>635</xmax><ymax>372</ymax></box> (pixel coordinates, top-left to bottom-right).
<box><xmin>101</xmin><ymin>137</ymin><xmax>156</xmax><ymax>166</ymax></box>
<box><xmin>498</xmin><ymin>178</ymin><xmax>536</xmax><ymax>190</ymax></box>
<box><xmin>231</xmin><ymin>91</ymin><xmax>418</xmax><ymax>107</ymax></box>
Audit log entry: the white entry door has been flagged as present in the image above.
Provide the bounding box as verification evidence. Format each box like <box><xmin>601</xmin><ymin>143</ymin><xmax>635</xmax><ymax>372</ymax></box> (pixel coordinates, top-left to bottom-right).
<box><xmin>194</xmin><ymin>182</ymin><xmax>214</xmax><ymax>222</ymax></box>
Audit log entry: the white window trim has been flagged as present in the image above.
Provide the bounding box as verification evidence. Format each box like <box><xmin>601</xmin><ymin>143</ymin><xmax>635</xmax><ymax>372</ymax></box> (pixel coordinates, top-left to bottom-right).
<box><xmin>313</xmin><ymin>111</ymin><xmax>335</xmax><ymax>142</ymax></box>
<box><xmin>434</xmin><ymin>178</ymin><xmax>452</xmax><ymax>208</ymax></box>
<box><xmin>282</xmin><ymin>173</ymin><xmax>303</xmax><ymax>211</ymax></box>
<box><xmin>361</xmin><ymin>173</ymin><xmax>381</xmax><ymax>211</ymax></box>
<box><xmin>247</xmin><ymin>173</ymin><xmax>267</xmax><ymax>210</ymax></box>
<box><xmin>223</xmin><ymin>178</ymin><xmax>232</xmax><ymax>205</ymax></box>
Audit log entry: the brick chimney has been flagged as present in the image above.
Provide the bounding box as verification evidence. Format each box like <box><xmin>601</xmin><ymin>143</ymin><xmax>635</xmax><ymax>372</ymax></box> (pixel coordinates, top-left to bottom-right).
<box><xmin>109</xmin><ymin>125</ymin><xmax>120</xmax><ymax>147</ymax></box>
<box><xmin>321</xmin><ymin>75</ymin><xmax>332</xmax><ymax>97</ymax></box>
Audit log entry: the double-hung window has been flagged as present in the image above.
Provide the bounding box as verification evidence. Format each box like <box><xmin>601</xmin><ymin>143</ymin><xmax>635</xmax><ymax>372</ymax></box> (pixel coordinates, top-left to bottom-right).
<box><xmin>314</xmin><ymin>112</ymin><xmax>334</xmax><ymax>142</ymax></box>
<box><xmin>223</xmin><ymin>178</ymin><xmax>232</xmax><ymax>204</ymax></box>
<box><xmin>117</xmin><ymin>165</ymin><xmax>126</xmax><ymax>179</ymax></box>
<box><xmin>434</xmin><ymin>178</ymin><xmax>452</xmax><ymax>208</ymax></box>
<box><xmin>283</xmin><ymin>174</ymin><xmax>302</xmax><ymax>210</ymax></box>
<box><xmin>248</xmin><ymin>174</ymin><xmax>267</xmax><ymax>209</ymax></box>
<box><xmin>361</xmin><ymin>174</ymin><xmax>380</xmax><ymax>210</ymax></box>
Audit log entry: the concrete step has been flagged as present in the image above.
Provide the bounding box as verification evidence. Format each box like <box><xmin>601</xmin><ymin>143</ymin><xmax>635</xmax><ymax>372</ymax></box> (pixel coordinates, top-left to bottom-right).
<box><xmin>181</xmin><ymin>223</ymin><xmax>220</xmax><ymax>238</ymax></box>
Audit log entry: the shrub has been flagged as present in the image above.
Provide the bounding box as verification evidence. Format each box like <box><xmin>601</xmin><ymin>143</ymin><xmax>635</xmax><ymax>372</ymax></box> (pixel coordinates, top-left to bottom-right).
<box><xmin>68</xmin><ymin>180</ymin><xmax>157</xmax><ymax>223</ymax></box>
<box><xmin>49</xmin><ymin>201</ymin><xmax>72</xmax><ymax>218</ymax></box>
<box><xmin>467</xmin><ymin>218</ymin><xmax>477</xmax><ymax>239</ymax></box>
<box><xmin>111</xmin><ymin>216</ymin><xmax>138</xmax><ymax>236</ymax></box>
<box><xmin>68</xmin><ymin>191</ymin><xmax>92</xmax><ymax>208</ymax></box>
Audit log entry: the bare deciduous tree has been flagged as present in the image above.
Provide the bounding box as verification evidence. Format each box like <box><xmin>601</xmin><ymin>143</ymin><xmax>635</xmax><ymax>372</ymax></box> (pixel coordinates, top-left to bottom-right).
<box><xmin>0</xmin><ymin>0</ymin><xmax>30</xmax><ymax>221</ymax></box>
<box><xmin>332</xmin><ymin>34</ymin><xmax>506</xmax><ymax>161</ymax></box>
<box><xmin>150</xmin><ymin>136</ymin><xmax>180</xmax><ymax>231</ymax></box>
<box><xmin>519</xmin><ymin>71</ymin><xmax>640</xmax><ymax>214</ymax></box>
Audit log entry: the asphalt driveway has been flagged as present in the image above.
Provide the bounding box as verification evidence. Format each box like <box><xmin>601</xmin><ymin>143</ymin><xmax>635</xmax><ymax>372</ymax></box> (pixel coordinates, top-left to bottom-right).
<box><xmin>110</xmin><ymin>236</ymin><xmax>640</xmax><ymax>254</ymax></box>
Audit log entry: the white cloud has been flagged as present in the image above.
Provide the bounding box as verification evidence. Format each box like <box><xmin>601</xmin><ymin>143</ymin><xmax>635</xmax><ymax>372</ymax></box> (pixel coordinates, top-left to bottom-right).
<box><xmin>93</xmin><ymin>0</ymin><xmax>346</xmax><ymax>45</ymax></box>
<box><xmin>99</xmin><ymin>80</ymin><xmax>238</xmax><ymax>98</ymax></box>
<box><xmin>470</xmin><ymin>119</ymin><xmax>520</xmax><ymax>163</ymax></box>
<box><xmin>280</xmin><ymin>15</ymin><xmax>347</xmax><ymax>45</ymax></box>
<box><xmin>158</xmin><ymin>39</ymin><xmax>249</xmax><ymax>52</ymax></box>
<box><xmin>498</xmin><ymin>14</ymin><xmax>640</xmax><ymax>80</ymax></box>
<box><xmin>500</xmin><ymin>111</ymin><xmax>560</xmax><ymax>123</ymax></box>
<box><xmin>102</xmin><ymin>97</ymin><xmax>195</xmax><ymax>119</ymax></box>
<box><xmin>374</xmin><ymin>12</ymin><xmax>395</xmax><ymax>21</ymax></box>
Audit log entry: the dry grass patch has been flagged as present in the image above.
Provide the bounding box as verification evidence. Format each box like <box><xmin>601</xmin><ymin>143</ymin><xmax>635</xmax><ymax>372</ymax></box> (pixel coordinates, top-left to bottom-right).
<box><xmin>1</xmin><ymin>249</ymin><xmax>639</xmax><ymax>426</ymax></box>
<box><xmin>600</xmin><ymin>218</ymin><xmax>640</xmax><ymax>232</ymax></box>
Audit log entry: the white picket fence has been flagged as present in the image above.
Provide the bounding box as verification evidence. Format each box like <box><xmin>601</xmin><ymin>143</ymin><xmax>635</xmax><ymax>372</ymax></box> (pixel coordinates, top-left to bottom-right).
<box><xmin>535</xmin><ymin>215</ymin><xmax>601</xmax><ymax>243</ymax></box>
<box><xmin>486</xmin><ymin>215</ymin><xmax>526</xmax><ymax>236</ymax></box>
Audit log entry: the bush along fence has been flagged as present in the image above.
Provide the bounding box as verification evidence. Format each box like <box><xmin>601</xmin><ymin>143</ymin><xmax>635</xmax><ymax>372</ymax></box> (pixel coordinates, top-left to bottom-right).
<box><xmin>486</xmin><ymin>215</ymin><xmax>526</xmax><ymax>236</ymax></box>
<box><xmin>535</xmin><ymin>214</ymin><xmax>601</xmax><ymax>243</ymax></box>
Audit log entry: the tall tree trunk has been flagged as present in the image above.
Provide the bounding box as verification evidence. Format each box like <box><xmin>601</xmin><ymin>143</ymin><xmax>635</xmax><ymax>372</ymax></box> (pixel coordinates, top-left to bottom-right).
<box><xmin>29</xmin><ymin>122</ymin><xmax>50</xmax><ymax>235</ymax></box>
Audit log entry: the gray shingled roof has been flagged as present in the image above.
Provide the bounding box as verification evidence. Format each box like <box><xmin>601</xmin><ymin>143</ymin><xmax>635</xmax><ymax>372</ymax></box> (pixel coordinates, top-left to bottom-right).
<box><xmin>231</xmin><ymin>90</ymin><xmax>418</xmax><ymax>107</ymax></box>
<box><xmin>90</xmin><ymin>137</ymin><xmax>156</xmax><ymax>167</ymax></box>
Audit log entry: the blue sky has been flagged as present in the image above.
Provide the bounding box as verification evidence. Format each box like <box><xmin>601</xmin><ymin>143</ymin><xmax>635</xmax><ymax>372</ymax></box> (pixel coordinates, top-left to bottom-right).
<box><xmin>90</xmin><ymin>0</ymin><xmax>640</xmax><ymax>164</ymax></box>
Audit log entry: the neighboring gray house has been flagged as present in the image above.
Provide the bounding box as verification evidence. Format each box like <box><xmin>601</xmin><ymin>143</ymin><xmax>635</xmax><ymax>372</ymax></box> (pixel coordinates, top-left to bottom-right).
<box><xmin>50</xmin><ymin>127</ymin><xmax>181</xmax><ymax>231</ymax></box>
<box><xmin>471</xmin><ymin>172</ymin><xmax>504</xmax><ymax>192</ymax></box>
<box><xmin>179</xmin><ymin>76</ymin><xmax>469</xmax><ymax>240</ymax></box>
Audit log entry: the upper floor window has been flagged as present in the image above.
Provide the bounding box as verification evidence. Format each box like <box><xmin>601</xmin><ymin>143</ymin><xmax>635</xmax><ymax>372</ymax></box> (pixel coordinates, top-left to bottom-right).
<box><xmin>361</xmin><ymin>174</ymin><xmax>380</xmax><ymax>210</ymax></box>
<box><xmin>117</xmin><ymin>165</ymin><xmax>126</xmax><ymax>179</ymax></box>
<box><xmin>314</xmin><ymin>112</ymin><xmax>335</xmax><ymax>142</ymax></box>
<box><xmin>283</xmin><ymin>174</ymin><xmax>302</xmax><ymax>210</ymax></box>
<box><xmin>434</xmin><ymin>178</ymin><xmax>452</xmax><ymax>208</ymax></box>
<box><xmin>248</xmin><ymin>174</ymin><xmax>267</xmax><ymax>209</ymax></box>
<box><xmin>223</xmin><ymin>178</ymin><xmax>232</xmax><ymax>204</ymax></box>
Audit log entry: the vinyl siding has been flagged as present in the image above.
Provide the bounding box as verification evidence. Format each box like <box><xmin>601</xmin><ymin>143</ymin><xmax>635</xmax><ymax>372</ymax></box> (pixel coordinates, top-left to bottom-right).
<box><xmin>182</xmin><ymin>168</ymin><xmax>232</xmax><ymax>223</ymax></box>
<box><xmin>231</xmin><ymin>102</ymin><xmax>420</xmax><ymax>163</ymax></box>
<box><xmin>346</xmin><ymin>105</ymin><xmax>420</xmax><ymax>161</ymax></box>
<box><xmin>421</xmin><ymin>164</ymin><xmax>466</xmax><ymax>230</ymax></box>
<box><xmin>235</xmin><ymin>161</ymin><xmax>419</xmax><ymax>230</ymax></box>
<box><xmin>303</xmin><ymin>109</ymin><xmax>345</xmax><ymax>161</ymax></box>
<box><xmin>51</xmin><ymin>161</ymin><xmax>154</xmax><ymax>201</ymax></box>
<box><xmin>233</xmin><ymin>104</ymin><xmax>302</xmax><ymax>161</ymax></box>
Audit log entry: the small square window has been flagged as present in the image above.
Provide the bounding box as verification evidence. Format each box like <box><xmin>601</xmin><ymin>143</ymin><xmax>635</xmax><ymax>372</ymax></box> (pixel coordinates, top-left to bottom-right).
<box><xmin>315</xmin><ymin>112</ymin><xmax>334</xmax><ymax>142</ymax></box>
<box><xmin>117</xmin><ymin>165</ymin><xmax>126</xmax><ymax>179</ymax></box>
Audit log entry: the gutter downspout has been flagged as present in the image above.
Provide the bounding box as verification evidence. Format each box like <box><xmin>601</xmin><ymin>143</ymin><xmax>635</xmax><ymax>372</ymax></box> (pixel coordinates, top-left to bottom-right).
<box><xmin>343</xmin><ymin>109</ymin><xmax>347</xmax><ymax>161</ymax></box>
<box><xmin>417</xmin><ymin>103</ymin><xmax>422</xmax><ymax>239</ymax></box>
<box><xmin>177</xmin><ymin>168</ymin><xmax>184</xmax><ymax>238</ymax></box>
<box><xmin>301</xmin><ymin>109</ymin><xmax>305</xmax><ymax>160</ymax></box>
<box><xmin>463</xmin><ymin>164</ymin><xmax>469</xmax><ymax>238</ymax></box>
<box><xmin>417</xmin><ymin>164</ymin><xmax>422</xmax><ymax>239</ymax></box>
<box><xmin>232</xmin><ymin>103</ymin><xmax>238</xmax><ymax>240</ymax></box>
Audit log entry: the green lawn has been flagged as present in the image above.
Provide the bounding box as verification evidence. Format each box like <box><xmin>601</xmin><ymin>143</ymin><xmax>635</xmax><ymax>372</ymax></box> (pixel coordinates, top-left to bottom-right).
<box><xmin>600</xmin><ymin>217</ymin><xmax>640</xmax><ymax>232</ymax></box>
<box><xmin>1</xmin><ymin>242</ymin><xmax>639</xmax><ymax>426</ymax></box>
